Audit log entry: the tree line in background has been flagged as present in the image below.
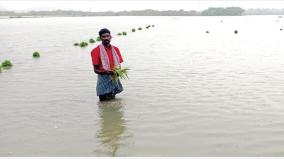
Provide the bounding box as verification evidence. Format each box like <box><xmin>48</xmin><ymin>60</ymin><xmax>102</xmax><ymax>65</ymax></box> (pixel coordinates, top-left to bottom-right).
<box><xmin>1</xmin><ymin>7</ymin><xmax>284</xmax><ymax>17</ymax></box>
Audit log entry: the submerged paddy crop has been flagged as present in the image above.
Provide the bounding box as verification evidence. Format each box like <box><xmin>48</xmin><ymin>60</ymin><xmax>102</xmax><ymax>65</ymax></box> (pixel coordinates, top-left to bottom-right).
<box><xmin>89</xmin><ymin>38</ymin><xmax>95</xmax><ymax>43</ymax></box>
<box><xmin>33</xmin><ymin>51</ymin><xmax>40</xmax><ymax>58</ymax></box>
<box><xmin>1</xmin><ymin>60</ymin><xmax>13</xmax><ymax>69</ymax></box>
<box><xmin>80</xmin><ymin>42</ymin><xmax>88</xmax><ymax>47</ymax></box>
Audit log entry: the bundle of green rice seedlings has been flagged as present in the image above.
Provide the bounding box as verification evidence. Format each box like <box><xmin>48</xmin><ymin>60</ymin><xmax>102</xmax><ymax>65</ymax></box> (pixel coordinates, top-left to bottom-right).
<box><xmin>122</xmin><ymin>32</ymin><xmax>127</xmax><ymax>36</ymax></box>
<box><xmin>73</xmin><ymin>43</ymin><xmax>79</xmax><ymax>46</ymax></box>
<box><xmin>131</xmin><ymin>29</ymin><xmax>136</xmax><ymax>32</ymax></box>
<box><xmin>151</xmin><ymin>25</ymin><xmax>155</xmax><ymax>27</ymax></box>
<box><xmin>89</xmin><ymin>38</ymin><xmax>95</xmax><ymax>43</ymax></box>
<box><xmin>110</xmin><ymin>67</ymin><xmax>130</xmax><ymax>81</ymax></box>
<box><xmin>138</xmin><ymin>27</ymin><xmax>142</xmax><ymax>30</ymax></box>
<box><xmin>96</xmin><ymin>37</ymin><xmax>101</xmax><ymax>41</ymax></box>
<box><xmin>33</xmin><ymin>51</ymin><xmax>40</xmax><ymax>58</ymax></box>
<box><xmin>117</xmin><ymin>33</ymin><xmax>122</xmax><ymax>36</ymax></box>
<box><xmin>1</xmin><ymin>60</ymin><xmax>13</xmax><ymax>69</ymax></box>
<box><xmin>80</xmin><ymin>41</ymin><xmax>88</xmax><ymax>47</ymax></box>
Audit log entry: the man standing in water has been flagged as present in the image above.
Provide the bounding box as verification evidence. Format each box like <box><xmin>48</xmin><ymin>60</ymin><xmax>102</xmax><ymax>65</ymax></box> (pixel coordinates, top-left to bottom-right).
<box><xmin>91</xmin><ymin>28</ymin><xmax>124</xmax><ymax>101</ymax></box>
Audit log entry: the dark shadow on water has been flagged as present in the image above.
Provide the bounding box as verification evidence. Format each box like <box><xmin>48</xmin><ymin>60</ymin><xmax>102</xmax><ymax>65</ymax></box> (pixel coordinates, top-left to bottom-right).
<box><xmin>94</xmin><ymin>98</ymin><xmax>129</xmax><ymax>156</ymax></box>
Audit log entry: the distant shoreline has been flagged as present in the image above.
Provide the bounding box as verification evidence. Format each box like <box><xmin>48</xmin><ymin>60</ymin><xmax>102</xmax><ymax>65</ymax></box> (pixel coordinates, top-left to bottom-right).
<box><xmin>1</xmin><ymin>7</ymin><xmax>284</xmax><ymax>17</ymax></box>
<box><xmin>0</xmin><ymin>15</ymin><xmax>283</xmax><ymax>19</ymax></box>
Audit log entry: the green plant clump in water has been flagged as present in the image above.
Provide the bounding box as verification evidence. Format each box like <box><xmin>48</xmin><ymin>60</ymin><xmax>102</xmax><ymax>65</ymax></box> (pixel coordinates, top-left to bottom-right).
<box><xmin>146</xmin><ymin>25</ymin><xmax>151</xmax><ymax>29</ymax></box>
<box><xmin>122</xmin><ymin>32</ymin><xmax>127</xmax><ymax>36</ymax></box>
<box><xmin>89</xmin><ymin>38</ymin><xmax>95</xmax><ymax>43</ymax></box>
<box><xmin>73</xmin><ymin>43</ymin><xmax>79</xmax><ymax>46</ymax></box>
<box><xmin>110</xmin><ymin>67</ymin><xmax>130</xmax><ymax>81</ymax></box>
<box><xmin>80</xmin><ymin>42</ymin><xmax>88</xmax><ymax>47</ymax></box>
<box><xmin>117</xmin><ymin>33</ymin><xmax>122</xmax><ymax>36</ymax></box>
<box><xmin>1</xmin><ymin>60</ymin><xmax>13</xmax><ymax>69</ymax></box>
<box><xmin>96</xmin><ymin>37</ymin><xmax>101</xmax><ymax>41</ymax></box>
<box><xmin>152</xmin><ymin>25</ymin><xmax>155</xmax><ymax>27</ymax></box>
<box><xmin>33</xmin><ymin>51</ymin><xmax>40</xmax><ymax>58</ymax></box>
<box><xmin>131</xmin><ymin>29</ymin><xmax>136</xmax><ymax>32</ymax></box>
<box><xmin>138</xmin><ymin>27</ymin><xmax>142</xmax><ymax>30</ymax></box>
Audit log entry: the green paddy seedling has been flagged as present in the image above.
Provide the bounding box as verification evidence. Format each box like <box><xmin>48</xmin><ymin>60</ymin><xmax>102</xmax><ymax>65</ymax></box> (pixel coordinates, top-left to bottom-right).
<box><xmin>110</xmin><ymin>67</ymin><xmax>130</xmax><ymax>82</ymax></box>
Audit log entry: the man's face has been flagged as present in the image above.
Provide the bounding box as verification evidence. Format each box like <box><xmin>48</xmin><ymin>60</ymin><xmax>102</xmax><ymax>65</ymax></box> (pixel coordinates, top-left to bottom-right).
<box><xmin>100</xmin><ymin>33</ymin><xmax>112</xmax><ymax>46</ymax></box>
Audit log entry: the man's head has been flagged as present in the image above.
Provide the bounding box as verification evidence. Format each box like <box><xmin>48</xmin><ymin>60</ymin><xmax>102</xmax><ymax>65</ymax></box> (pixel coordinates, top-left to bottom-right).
<box><xmin>99</xmin><ymin>28</ymin><xmax>112</xmax><ymax>46</ymax></box>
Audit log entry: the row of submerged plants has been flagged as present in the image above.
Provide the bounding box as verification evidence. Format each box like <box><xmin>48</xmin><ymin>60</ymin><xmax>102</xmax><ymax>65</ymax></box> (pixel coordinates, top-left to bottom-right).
<box><xmin>74</xmin><ymin>24</ymin><xmax>155</xmax><ymax>47</ymax></box>
<box><xmin>117</xmin><ymin>32</ymin><xmax>127</xmax><ymax>36</ymax></box>
<box><xmin>74</xmin><ymin>36</ymin><xmax>101</xmax><ymax>48</ymax></box>
<box><xmin>0</xmin><ymin>51</ymin><xmax>41</xmax><ymax>73</ymax></box>
<box><xmin>117</xmin><ymin>24</ymin><xmax>155</xmax><ymax>36</ymax></box>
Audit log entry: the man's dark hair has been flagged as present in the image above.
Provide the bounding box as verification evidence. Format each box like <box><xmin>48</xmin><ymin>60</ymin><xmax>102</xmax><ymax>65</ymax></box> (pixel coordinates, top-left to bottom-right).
<box><xmin>99</xmin><ymin>28</ymin><xmax>111</xmax><ymax>37</ymax></box>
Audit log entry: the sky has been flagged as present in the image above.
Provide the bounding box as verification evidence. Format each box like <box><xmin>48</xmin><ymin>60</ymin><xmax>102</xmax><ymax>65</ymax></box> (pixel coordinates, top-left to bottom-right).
<box><xmin>0</xmin><ymin>0</ymin><xmax>284</xmax><ymax>12</ymax></box>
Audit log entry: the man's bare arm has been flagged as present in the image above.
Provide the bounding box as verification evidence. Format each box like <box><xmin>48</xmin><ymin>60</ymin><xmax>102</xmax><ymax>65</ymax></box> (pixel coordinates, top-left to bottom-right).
<box><xmin>93</xmin><ymin>65</ymin><xmax>113</xmax><ymax>75</ymax></box>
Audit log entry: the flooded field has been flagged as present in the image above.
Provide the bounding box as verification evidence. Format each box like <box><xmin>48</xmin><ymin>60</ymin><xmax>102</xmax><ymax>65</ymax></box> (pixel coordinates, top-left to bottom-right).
<box><xmin>1</xmin><ymin>16</ymin><xmax>284</xmax><ymax>156</ymax></box>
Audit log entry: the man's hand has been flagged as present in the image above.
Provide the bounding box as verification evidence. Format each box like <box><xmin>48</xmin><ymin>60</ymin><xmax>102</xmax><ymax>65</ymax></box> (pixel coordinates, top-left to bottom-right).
<box><xmin>93</xmin><ymin>65</ymin><xmax>115</xmax><ymax>75</ymax></box>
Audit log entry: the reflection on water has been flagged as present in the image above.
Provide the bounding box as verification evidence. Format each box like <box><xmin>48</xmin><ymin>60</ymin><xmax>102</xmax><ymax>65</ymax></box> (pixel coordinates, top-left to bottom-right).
<box><xmin>95</xmin><ymin>99</ymin><xmax>127</xmax><ymax>156</ymax></box>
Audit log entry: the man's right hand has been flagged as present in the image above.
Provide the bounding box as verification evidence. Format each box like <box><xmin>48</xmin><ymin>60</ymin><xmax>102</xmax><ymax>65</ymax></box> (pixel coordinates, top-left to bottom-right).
<box><xmin>94</xmin><ymin>65</ymin><xmax>114</xmax><ymax>75</ymax></box>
